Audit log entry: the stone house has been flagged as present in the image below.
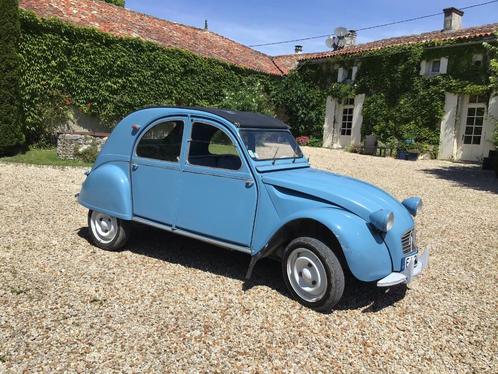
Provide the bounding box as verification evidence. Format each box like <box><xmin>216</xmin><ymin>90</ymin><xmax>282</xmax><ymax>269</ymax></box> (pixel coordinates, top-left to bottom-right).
<box><xmin>20</xmin><ymin>1</ymin><xmax>498</xmax><ymax>162</ymax></box>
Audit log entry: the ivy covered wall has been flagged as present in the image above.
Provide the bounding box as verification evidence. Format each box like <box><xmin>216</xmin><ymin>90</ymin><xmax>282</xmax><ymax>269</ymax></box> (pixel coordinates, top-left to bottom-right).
<box><xmin>19</xmin><ymin>10</ymin><xmax>277</xmax><ymax>144</ymax></box>
<box><xmin>284</xmin><ymin>42</ymin><xmax>493</xmax><ymax>150</ymax></box>
<box><xmin>15</xmin><ymin>8</ymin><xmax>496</xmax><ymax>151</ymax></box>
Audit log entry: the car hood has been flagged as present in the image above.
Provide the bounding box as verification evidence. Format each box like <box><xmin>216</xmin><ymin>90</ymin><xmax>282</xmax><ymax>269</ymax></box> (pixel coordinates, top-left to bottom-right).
<box><xmin>261</xmin><ymin>167</ymin><xmax>412</xmax><ymax>228</ymax></box>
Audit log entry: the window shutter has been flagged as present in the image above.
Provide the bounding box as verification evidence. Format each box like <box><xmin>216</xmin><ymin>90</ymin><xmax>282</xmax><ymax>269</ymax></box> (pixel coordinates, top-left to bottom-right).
<box><xmin>419</xmin><ymin>60</ymin><xmax>427</xmax><ymax>75</ymax></box>
<box><xmin>439</xmin><ymin>57</ymin><xmax>448</xmax><ymax>74</ymax></box>
<box><xmin>352</xmin><ymin>66</ymin><xmax>358</xmax><ymax>81</ymax></box>
<box><xmin>337</xmin><ymin>67</ymin><xmax>345</xmax><ymax>82</ymax></box>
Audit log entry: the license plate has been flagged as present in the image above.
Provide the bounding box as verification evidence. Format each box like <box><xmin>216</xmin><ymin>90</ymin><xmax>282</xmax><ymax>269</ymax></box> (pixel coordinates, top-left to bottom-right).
<box><xmin>405</xmin><ymin>255</ymin><xmax>416</xmax><ymax>269</ymax></box>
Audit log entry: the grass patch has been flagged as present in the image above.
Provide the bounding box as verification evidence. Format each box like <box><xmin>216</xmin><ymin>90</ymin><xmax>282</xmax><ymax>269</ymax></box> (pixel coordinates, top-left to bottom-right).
<box><xmin>0</xmin><ymin>148</ymin><xmax>91</xmax><ymax>167</ymax></box>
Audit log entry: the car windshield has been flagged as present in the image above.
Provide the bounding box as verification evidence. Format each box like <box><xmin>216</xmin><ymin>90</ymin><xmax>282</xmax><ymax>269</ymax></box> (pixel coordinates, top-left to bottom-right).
<box><xmin>239</xmin><ymin>130</ymin><xmax>303</xmax><ymax>161</ymax></box>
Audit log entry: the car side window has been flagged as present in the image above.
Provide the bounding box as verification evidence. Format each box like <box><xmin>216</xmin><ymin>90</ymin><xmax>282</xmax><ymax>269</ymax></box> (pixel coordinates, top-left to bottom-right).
<box><xmin>188</xmin><ymin>122</ymin><xmax>242</xmax><ymax>170</ymax></box>
<box><xmin>136</xmin><ymin>120</ymin><xmax>184</xmax><ymax>162</ymax></box>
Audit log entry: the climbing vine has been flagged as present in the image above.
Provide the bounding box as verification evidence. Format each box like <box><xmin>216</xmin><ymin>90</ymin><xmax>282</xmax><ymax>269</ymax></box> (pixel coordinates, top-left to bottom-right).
<box><xmin>15</xmin><ymin>9</ymin><xmax>496</xmax><ymax>150</ymax></box>
<box><xmin>19</xmin><ymin>10</ymin><xmax>277</xmax><ymax>144</ymax></box>
<box><xmin>287</xmin><ymin>42</ymin><xmax>492</xmax><ymax>151</ymax></box>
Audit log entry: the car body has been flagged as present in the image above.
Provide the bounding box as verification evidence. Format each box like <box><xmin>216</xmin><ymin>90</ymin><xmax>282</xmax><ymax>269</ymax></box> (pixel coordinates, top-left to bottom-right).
<box><xmin>78</xmin><ymin>107</ymin><xmax>428</xmax><ymax>311</ymax></box>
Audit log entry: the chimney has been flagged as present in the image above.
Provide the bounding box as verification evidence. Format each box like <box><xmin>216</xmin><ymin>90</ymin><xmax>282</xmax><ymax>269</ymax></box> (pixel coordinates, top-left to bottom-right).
<box><xmin>204</xmin><ymin>19</ymin><xmax>208</xmax><ymax>31</ymax></box>
<box><xmin>294</xmin><ymin>45</ymin><xmax>303</xmax><ymax>54</ymax></box>
<box><xmin>344</xmin><ymin>30</ymin><xmax>357</xmax><ymax>47</ymax></box>
<box><xmin>443</xmin><ymin>7</ymin><xmax>463</xmax><ymax>31</ymax></box>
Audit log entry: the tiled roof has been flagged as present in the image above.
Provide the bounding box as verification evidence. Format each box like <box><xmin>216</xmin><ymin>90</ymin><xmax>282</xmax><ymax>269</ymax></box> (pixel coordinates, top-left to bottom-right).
<box><xmin>19</xmin><ymin>0</ymin><xmax>284</xmax><ymax>75</ymax></box>
<box><xmin>19</xmin><ymin>1</ymin><xmax>498</xmax><ymax>76</ymax></box>
<box><xmin>273</xmin><ymin>23</ymin><xmax>498</xmax><ymax>74</ymax></box>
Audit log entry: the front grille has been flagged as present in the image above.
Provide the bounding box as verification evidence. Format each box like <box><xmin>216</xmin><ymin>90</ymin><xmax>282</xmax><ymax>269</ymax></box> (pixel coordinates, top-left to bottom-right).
<box><xmin>401</xmin><ymin>229</ymin><xmax>415</xmax><ymax>254</ymax></box>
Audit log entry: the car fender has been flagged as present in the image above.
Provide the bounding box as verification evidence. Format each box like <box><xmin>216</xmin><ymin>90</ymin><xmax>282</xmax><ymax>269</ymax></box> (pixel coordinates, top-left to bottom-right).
<box><xmin>269</xmin><ymin>208</ymin><xmax>393</xmax><ymax>282</ymax></box>
<box><xmin>78</xmin><ymin>161</ymin><xmax>132</xmax><ymax>220</ymax></box>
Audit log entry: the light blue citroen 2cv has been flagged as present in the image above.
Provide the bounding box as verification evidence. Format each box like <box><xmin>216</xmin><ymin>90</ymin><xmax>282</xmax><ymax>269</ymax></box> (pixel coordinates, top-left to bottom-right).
<box><xmin>78</xmin><ymin>107</ymin><xmax>429</xmax><ymax>311</ymax></box>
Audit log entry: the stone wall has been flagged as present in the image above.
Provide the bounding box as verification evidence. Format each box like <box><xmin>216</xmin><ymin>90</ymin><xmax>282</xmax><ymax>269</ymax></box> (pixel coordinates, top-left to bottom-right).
<box><xmin>57</xmin><ymin>133</ymin><xmax>108</xmax><ymax>160</ymax></box>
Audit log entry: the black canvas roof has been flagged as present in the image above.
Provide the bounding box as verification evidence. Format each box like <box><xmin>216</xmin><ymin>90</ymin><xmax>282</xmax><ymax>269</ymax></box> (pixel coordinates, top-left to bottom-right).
<box><xmin>136</xmin><ymin>106</ymin><xmax>290</xmax><ymax>129</ymax></box>
<box><xmin>192</xmin><ymin>107</ymin><xmax>289</xmax><ymax>129</ymax></box>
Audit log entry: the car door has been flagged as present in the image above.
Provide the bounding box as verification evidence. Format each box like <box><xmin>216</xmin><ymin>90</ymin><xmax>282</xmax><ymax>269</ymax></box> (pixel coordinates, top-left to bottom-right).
<box><xmin>176</xmin><ymin>120</ymin><xmax>257</xmax><ymax>247</ymax></box>
<box><xmin>131</xmin><ymin>117</ymin><xmax>186</xmax><ymax>225</ymax></box>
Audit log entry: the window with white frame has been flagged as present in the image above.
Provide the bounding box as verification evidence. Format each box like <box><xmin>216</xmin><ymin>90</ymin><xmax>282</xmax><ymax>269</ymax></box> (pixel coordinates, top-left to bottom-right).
<box><xmin>340</xmin><ymin>98</ymin><xmax>354</xmax><ymax>136</ymax></box>
<box><xmin>463</xmin><ymin>95</ymin><xmax>487</xmax><ymax>145</ymax></box>
<box><xmin>420</xmin><ymin>57</ymin><xmax>448</xmax><ymax>76</ymax></box>
<box><xmin>430</xmin><ymin>59</ymin><xmax>441</xmax><ymax>74</ymax></box>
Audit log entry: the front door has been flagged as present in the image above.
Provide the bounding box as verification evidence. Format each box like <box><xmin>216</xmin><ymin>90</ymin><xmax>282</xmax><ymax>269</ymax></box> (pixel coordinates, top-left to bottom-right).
<box><xmin>459</xmin><ymin>95</ymin><xmax>487</xmax><ymax>162</ymax></box>
<box><xmin>131</xmin><ymin>117</ymin><xmax>186</xmax><ymax>225</ymax></box>
<box><xmin>334</xmin><ymin>97</ymin><xmax>354</xmax><ymax>148</ymax></box>
<box><xmin>176</xmin><ymin>120</ymin><xmax>257</xmax><ymax>247</ymax></box>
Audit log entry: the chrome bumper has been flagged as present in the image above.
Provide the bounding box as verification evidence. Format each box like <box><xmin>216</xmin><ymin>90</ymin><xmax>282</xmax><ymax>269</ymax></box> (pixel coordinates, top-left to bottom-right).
<box><xmin>377</xmin><ymin>247</ymin><xmax>429</xmax><ymax>287</ymax></box>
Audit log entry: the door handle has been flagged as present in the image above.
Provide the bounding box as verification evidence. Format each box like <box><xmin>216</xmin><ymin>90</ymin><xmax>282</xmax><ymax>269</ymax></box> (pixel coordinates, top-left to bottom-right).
<box><xmin>131</xmin><ymin>163</ymin><xmax>138</xmax><ymax>171</ymax></box>
<box><xmin>245</xmin><ymin>179</ymin><xmax>254</xmax><ymax>188</ymax></box>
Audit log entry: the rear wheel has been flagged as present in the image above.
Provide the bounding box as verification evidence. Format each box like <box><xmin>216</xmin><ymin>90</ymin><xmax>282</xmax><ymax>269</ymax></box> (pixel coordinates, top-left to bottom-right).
<box><xmin>282</xmin><ymin>237</ymin><xmax>345</xmax><ymax>312</ymax></box>
<box><xmin>88</xmin><ymin>210</ymin><xmax>129</xmax><ymax>251</ymax></box>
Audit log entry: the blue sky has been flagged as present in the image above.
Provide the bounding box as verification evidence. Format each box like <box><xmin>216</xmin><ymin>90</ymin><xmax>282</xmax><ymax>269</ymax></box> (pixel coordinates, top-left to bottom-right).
<box><xmin>125</xmin><ymin>0</ymin><xmax>498</xmax><ymax>56</ymax></box>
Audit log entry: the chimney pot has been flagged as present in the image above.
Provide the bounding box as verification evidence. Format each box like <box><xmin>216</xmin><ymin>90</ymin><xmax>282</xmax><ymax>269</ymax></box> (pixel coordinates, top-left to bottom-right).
<box><xmin>294</xmin><ymin>45</ymin><xmax>303</xmax><ymax>54</ymax></box>
<box><xmin>443</xmin><ymin>7</ymin><xmax>463</xmax><ymax>31</ymax></box>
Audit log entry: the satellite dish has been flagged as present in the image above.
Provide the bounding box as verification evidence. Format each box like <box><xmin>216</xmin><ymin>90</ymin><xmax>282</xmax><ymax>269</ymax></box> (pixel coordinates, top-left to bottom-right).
<box><xmin>325</xmin><ymin>36</ymin><xmax>335</xmax><ymax>49</ymax></box>
<box><xmin>334</xmin><ymin>27</ymin><xmax>348</xmax><ymax>38</ymax></box>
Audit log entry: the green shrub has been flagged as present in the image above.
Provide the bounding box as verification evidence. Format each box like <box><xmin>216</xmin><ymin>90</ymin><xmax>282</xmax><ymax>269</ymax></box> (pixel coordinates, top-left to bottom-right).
<box><xmin>0</xmin><ymin>0</ymin><xmax>25</xmax><ymax>154</ymax></box>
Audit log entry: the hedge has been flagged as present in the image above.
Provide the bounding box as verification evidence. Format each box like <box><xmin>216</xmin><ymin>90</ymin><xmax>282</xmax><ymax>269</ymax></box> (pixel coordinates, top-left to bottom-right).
<box><xmin>0</xmin><ymin>0</ymin><xmax>25</xmax><ymax>154</ymax></box>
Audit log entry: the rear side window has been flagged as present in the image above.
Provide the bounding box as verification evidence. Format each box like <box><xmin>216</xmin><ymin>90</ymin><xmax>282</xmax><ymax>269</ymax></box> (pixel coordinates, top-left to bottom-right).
<box><xmin>188</xmin><ymin>123</ymin><xmax>242</xmax><ymax>170</ymax></box>
<box><xmin>136</xmin><ymin>120</ymin><xmax>184</xmax><ymax>162</ymax></box>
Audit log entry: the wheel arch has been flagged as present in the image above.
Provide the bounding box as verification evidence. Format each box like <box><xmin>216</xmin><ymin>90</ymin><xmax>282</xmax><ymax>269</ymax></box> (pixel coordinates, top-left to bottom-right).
<box><xmin>78</xmin><ymin>161</ymin><xmax>132</xmax><ymax>220</ymax></box>
<box><xmin>257</xmin><ymin>208</ymin><xmax>392</xmax><ymax>282</ymax></box>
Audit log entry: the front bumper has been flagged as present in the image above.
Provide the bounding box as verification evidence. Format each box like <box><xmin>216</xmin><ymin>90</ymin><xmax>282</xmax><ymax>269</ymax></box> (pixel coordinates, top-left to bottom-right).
<box><xmin>377</xmin><ymin>247</ymin><xmax>429</xmax><ymax>287</ymax></box>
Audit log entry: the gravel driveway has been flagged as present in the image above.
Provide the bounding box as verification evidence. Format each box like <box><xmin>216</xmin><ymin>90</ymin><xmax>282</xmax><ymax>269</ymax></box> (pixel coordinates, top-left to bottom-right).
<box><xmin>1</xmin><ymin>148</ymin><xmax>497</xmax><ymax>372</ymax></box>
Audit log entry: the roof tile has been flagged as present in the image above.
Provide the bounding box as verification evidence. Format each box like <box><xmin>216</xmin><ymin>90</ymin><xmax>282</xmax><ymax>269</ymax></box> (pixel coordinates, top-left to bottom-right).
<box><xmin>20</xmin><ymin>0</ymin><xmax>284</xmax><ymax>75</ymax></box>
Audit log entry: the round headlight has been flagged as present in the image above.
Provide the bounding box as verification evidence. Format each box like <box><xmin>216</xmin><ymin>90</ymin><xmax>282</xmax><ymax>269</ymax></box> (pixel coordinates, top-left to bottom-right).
<box><xmin>402</xmin><ymin>197</ymin><xmax>423</xmax><ymax>216</ymax></box>
<box><xmin>369</xmin><ymin>209</ymin><xmax>395</xmax><ymax>232</ymax></box>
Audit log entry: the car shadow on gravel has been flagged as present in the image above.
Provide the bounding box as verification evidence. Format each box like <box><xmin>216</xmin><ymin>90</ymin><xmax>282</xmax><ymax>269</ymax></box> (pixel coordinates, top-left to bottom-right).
<box><xmin>78</xmin><ymin>224</ymin><xmax>407</xmax><ymax>314</ymax></box>
<box><xmin>421</xmin><ymin>165</ymin><xmax>498</xmax><ymax>194</ymax></box>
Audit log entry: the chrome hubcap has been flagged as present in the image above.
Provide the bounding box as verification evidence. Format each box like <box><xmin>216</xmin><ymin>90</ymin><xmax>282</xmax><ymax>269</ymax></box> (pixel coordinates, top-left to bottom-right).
<box><xmin>287</xmin><ymin>248</ymin><xmax>327</xmax><ymax>302</ymax></box>
<box><xmin>90</xmin><ymin>211</ymin><xmax>118</xmax><ymax>244</ymax></box>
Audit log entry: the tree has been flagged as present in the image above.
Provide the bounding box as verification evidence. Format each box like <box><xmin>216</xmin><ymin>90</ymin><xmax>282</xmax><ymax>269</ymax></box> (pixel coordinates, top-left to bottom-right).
<box><xmin>0</xmin><ymin>0</ymin><xmax>24</xmax><ymax>154</ymax></box>
<box><xmin>103</xmin><ymin>0</ymin><xmax>125</xmax><ymax>6</ymax></box>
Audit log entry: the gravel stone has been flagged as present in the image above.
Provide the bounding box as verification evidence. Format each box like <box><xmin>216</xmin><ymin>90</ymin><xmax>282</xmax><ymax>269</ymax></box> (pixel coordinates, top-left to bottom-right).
<box><xmin>0</xmin><ymin>148</ymin><xmax>497</xmax><ymax>372</ymax></box>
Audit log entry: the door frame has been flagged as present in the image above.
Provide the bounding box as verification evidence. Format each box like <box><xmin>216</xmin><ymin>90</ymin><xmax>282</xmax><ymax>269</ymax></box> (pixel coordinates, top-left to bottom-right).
<box><xmin>457</xmin><ymin>96</ymin><xmax>487</xmax><ymax>161</ymax></box>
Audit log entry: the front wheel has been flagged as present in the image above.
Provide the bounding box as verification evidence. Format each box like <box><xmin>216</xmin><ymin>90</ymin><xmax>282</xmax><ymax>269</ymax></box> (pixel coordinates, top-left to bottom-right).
<box><xmin>282</xmin><ymin>237</ymin><xmax>345</xmax><ymax>312</ymax></box>
<box><xmin>87</xmin><ymin>210</ymin><xmax>130</xmax><ymax>251</ymax></box>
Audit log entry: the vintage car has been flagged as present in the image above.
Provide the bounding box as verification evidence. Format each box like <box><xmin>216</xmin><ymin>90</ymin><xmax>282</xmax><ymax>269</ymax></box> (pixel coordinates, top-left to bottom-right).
<box><xmin>78</xmin><ymin>107</ymin><xmax>428</xmax><ymax>312</ymax></box>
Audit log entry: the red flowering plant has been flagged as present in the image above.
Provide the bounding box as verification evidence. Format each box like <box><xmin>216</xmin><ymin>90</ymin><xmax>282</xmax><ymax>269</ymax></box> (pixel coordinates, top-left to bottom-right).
<box><xmin>296</xmin><ymin>136</ymin><xmax>310</xmax><ymax>146</ymax></box>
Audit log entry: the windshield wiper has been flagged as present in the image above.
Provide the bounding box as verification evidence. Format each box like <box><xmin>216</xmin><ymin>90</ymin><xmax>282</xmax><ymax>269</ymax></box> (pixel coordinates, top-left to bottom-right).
<box><xmin>271</xmin><ymin>148</ymin><xmax>279</xmax><ymax>165</ymax></box>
